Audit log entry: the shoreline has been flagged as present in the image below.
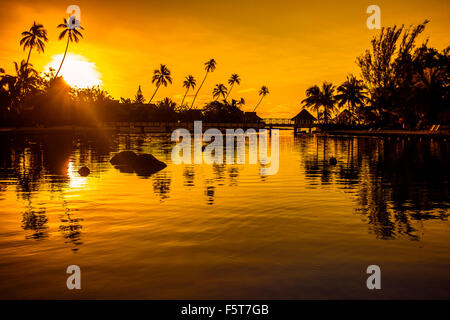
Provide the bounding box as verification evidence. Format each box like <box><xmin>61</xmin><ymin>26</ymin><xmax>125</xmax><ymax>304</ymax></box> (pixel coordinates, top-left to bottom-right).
<box><xmin>0</xmin><ymin>125</ymin><xmax>449</xmax><ymax>139</ymax></box>
<box><xmin>326</xmin><ymin>129</ymin><xmax>450</xmax><ymax>139</ymax></box>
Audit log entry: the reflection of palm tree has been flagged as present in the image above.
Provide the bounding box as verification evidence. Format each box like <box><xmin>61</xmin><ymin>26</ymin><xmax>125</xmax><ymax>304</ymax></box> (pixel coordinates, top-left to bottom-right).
<box><xmin>253</xmin><ymin>86</ymin><xmax>269</xmax><ymax>112</ymax></box>
<box><xmin>181</xmin><ymin>75</ymin><xmax>196</xmax><ymax>106</ymax></box>
<box><xmin>149</xmin><ymin>64</ymin><xmax>172</xmax><ymax>103</ymax></box>
<box><xmin>335</xmin><ymin>75</ymin><xmax>367</xmax><ymax>122</ymax></box>
<box><xmin>22</xmin><ymin>206</ymin><xmax>48</xmax><ymax>240</ymax></box>
<box><xmin>212</xmin><ymin>83</ymin><xmax>228</xmax><ymax>100</ymax></box>
<box><xmin>190</xmin><ymin>59</ymin><xmax>216</xmax><ymax>109</ymax></box>
<box><xmin>225</xmin><ymin>73</ymin><xmax>240</xmax><ymax>101</ymax></box>
<box><xmin>55</xmin><ymin>18</ymin><xmax>84</xmax><ymax>78</ymax></box>
<box><xmin>20</xmin><ymin>22</ymin><xmax>48</xmax><ymax>67</ymax></box>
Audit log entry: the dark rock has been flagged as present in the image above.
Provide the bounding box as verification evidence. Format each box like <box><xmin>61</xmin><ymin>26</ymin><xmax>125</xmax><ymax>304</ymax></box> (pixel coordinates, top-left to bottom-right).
<box><xmin>110</xmin><ymin>151</ymin><xmax>167</xmax><ymax>177</ymax></box>
<box><xmin>78</xmin><ymin>166</ymin><xmax>90</xmax><ymax>177</ymax></box>
<box><xmin>329</xmin><ymin>157</ymin><xmax>337</xmax><ymax>165</ymax></box>
<box><xmin>110</xmin><ymin>151</ymin><xmax>138</xmax><ymax>166</ymax></box>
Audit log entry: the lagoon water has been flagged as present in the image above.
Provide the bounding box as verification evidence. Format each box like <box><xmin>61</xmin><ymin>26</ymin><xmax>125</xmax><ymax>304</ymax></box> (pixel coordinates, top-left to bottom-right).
<box><xmin>0</xmin><ymin>131</ymin><xmax>449</xmax><ymax>299</ymax></box>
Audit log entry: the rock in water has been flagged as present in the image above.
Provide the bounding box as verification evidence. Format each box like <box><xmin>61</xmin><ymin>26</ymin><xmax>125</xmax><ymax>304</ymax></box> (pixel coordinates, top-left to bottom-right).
<box><xmin>110</xmin><ymin>151</ymin><xmax>138</xmax><ymax>166</ymax></box>
<box><xmin>110</xmin><ymin>151</ymin><xmax>166</xmax><ymax>177</ymax></box>
<box><xmin>329</xmin><ymin>157</ymin><xmax>337</xmax><ymax>165</ymax></box>
<box><xmin>78</xmin><ymin>166</ymin><xmax>90</xmax><ymax>177</ymax></box>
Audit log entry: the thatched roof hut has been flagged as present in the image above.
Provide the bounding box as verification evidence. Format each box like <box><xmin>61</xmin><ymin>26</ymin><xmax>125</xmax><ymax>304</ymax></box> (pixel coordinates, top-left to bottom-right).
<box><xmin>335</xmin><ymin>109</ymin><xmax>352</xmax><ymax>124</ymax></box>
<box><xmin>291</xmin><ymin>109</ymin><xmax>316</xmax><ymax>127</ymax></box>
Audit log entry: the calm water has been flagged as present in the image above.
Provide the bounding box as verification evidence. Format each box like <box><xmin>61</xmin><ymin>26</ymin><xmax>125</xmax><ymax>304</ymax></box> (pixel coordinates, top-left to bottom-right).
<box><xmin>0</xmin><ymin>131</ymin><xmax>449</xmax><ymax>299</ymax></box>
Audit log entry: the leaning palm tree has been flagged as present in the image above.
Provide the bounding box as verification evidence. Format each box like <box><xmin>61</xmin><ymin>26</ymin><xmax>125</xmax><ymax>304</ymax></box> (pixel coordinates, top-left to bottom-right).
<box><xmin>54</xmin><ymin>18</ymin><xmax>84</xmax><ymax>78</ymax></box>
<box><xmin>181</xmin><ymin>75</ymin><xmax>196</xmax><ymax>106</ymax></box>
<box><xmin>225</xmin><ymin>73</ymin><xmax>241</xmax><ymax>101</ymax></box>
<box><xmin>20</xmin><ymin>22</ymin><xmax>48</xmax><ymax>67</ymax></box>
<box><xmin>253</xmin><ymin>86</ymin><xmax>269</xmax><ymax>112</ymax></box>
<box><xmin>149</xmin><ymin>64</ymin><xmax>172</xmax><ymax>103</ymax></box>
<box><xmin>212</xmin><ymin>83</ymin><xmax>228</xmax><ymax>101</ymax></box>
<box><xmin>302</xmin><ymin>85</ymin><xmax>322</xmax><ymax>121</ymax></box>
<box><xmin>335</xmin><ymin>75</ymin><xmax>367</xmax><ymax>122</ymax></box>
<box><xmin>190</xmin><ymin>59</ymin><xmax>216</xmax><ymax>109</ymax></box>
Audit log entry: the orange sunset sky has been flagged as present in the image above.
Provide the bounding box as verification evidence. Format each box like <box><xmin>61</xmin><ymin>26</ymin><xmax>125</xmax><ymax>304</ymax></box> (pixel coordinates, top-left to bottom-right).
<box><xmin>1</xmin><ymin>0</ymin><xmax>449</xmax><ymax>117</ymax></box>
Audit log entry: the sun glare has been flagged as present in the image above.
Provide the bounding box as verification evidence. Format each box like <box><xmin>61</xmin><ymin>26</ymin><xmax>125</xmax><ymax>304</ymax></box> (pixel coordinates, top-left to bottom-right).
<box><xmin>44</xmin><ymin>54</ymin><xmax>102</xmax><ymax>88</ymax></box>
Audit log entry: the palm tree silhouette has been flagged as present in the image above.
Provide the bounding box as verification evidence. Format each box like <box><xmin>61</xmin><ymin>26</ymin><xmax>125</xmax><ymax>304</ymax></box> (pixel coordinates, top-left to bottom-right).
<box><xmin>2</xmin><ymin>60</ymin><xmax>40</xmax><ymax>110</ymax></box>
<box><xmin>181</xmin><ymin>75</ymin><xmax>196</xmax><ymax>106</ymax></box>
<box><xmin>20</xmin><ymin>22</ymin><xmax>48</xmax><ymax>67</ymax></box>
<box><xmin>15</xmin><ymin>60</ymin><xmax>39</xmax><ymax>94</ymax></box>
<box><xmin>335</xmin><ymin>75</ymin><xmax>367</xmax><ymax>122</ymax></box>
<box><xmin>320</xmin><ymin>82</ymin><xmax>337</xmax><ymax>123</ymax></box>
<box><xmin>54</xmin><ymin>18</ymin><xmax>84</xmax><ymax>78</ymax></box>
<box><xmin>225</xmin><ymin>74</ymin><xmax>241</xmax><ymax>101</ymax></box>
<box><xmin>149</xmin><ymin>64</ymin><xmax>172</xmax><ymax>103</ymax></box>
<box><xmin>253</xmin><ymin>86</ymin><xmax>269</xmax><ymax>112</ymax></box>
<box><xmin>302</xmin><ymin>85</ymin><xmax>322</xmax><ymax>121</ymax></box>
<box><xmin>212</xmin><ymin>83</ymin><xmax>228</xmax><ymax>100</ymax></box>
<box><xmin>302</xmin><ymin>82</ymin><xmax>337</xmax><ymax>123</ymax></box>
<box><xmin>190</xmin><ymin>59</ymin><xmax>216</xmax><ymax>109</ymax></box>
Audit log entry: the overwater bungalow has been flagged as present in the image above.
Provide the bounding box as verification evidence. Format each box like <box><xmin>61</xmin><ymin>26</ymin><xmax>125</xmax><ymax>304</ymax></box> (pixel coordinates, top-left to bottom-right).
<box><xmin>291</xmin><ymin>109</ymin><xmax>316</xmax><ymax>128</ymax></box>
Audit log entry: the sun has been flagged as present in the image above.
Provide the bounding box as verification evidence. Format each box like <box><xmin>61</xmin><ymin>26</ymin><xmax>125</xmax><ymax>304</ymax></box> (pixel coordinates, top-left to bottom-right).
<box><xmin>44</xmin><ymin>53</ymin><xmax>102</xmax><ymax>88</ymax></box>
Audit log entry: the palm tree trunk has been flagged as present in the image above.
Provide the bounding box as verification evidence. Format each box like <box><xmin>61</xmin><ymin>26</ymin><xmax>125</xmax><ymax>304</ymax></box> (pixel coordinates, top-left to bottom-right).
<box><xmin>180</xmin><ymin>87</ymin><xmax>189</xmax><ymax>106</ymax></box>
<box><xmin>252</xmin><ymin>96</ymin><xmax>264</xmax><ymax>112</ymax></box>
<box><xmin>55</xmin><ymin>37</ymin><xmax>70</xmax><ymax>78</ymax></box>
<box><xmin>25</xmin><ymin>46</ymin><xmax>33</xmax><ymax>67</ymax></box>
<box><xmin>225</xmin><ymin>83</ymin><xmax>234</xmax><ymax>101</ymax></box>
<box><xmin>190</xmin><ymin>71</ymin><xmax>208</xmax><ymax>110</ymax></box>
<box><xmin>149</xmin><ymin>84</ymin><xmax>160</xmax><ymax>103</ymax></box>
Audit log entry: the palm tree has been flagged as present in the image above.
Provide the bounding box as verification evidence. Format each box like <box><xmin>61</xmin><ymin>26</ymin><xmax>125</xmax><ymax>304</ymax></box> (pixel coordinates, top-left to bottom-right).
<box><xmin>1</xmin><ymin>60</ymin><xmax>40</xmax><ymax>111</ymax></box>
<box><xmin>302</xmin><ymin>85</ymin><xmax>322</xmax><ymax>121</ymax></box>
<box><xmin>238</xmin><ymin>97</ymin><xmax>245</xmax><ymax>107</ymax></box>
<box><xmin>225</xmin><ymin>74</ymin><xmax>241</xmax><ymax>101</ymax></box>
<box><xmin>181</xmin><ymin>75</ymin><xmax>196</xmax><ymax>106</ymax></box>
<box><xmin>149</xmin><ymin>64</ymin><xmax>172</xmax><ymax>103</ymax></box>
<box><xmin>302</xmin><ymin>82</ymin><xmax>337</xmax><ymax>123</ymax></box>
<box><xmin>253</xmin><ymin>86</ymin><xmax>269</xmax><ymax>112</ymax></box>
<box><xmin>212</xmin><ymin>83</ymin><xmax>228</xmax><ymax>100</ymax></box>
<box><xmin>14</xmin><ymin>60</ymin><xmax>39</xmax><ymax>95</ymax></box>
<box><xmin>54</xmin><ymin>18</ymin><xmax>84</xmax><ymax>78</ymax></box>
<box><xmin>320</xmin><ymin>82</ymin><xmax>337</xmax><ymax>124</ymax></box>
<box><xmin>335</xmin><ymin>75</ymin><xmax>367</xmax><ymax>122</ymax></box>
<box><xmin>20</xmin><ymin>22</ymin><xmax>48</xmax><ymax>67</ymax></box>
<box><xmin>190</xmin><ymin>59</ymin><xmax>216</xmax><ymax>109</ymax></box>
